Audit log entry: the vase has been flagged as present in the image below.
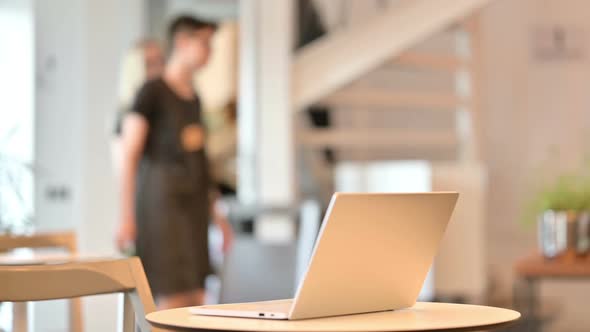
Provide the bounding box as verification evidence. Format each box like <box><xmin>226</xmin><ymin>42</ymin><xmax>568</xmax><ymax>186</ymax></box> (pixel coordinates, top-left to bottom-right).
<box><xmin>577</xmin><ymin>212</ymin><xmax>590</xmax><ymax>255</ymax></box>
<box><xmin>538</xmin><ymin>210</ymin><xmax>590</xmax><ymax>258</ymax></box>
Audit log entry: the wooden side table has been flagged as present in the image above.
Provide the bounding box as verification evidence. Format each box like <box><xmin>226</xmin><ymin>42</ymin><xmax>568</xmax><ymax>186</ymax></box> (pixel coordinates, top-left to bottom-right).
<box><xmin>513</xmin><ymin>251</ymin><xmax>590</xmax><ymax>332</ymax></box>
<box><xmin>146</xmin><ymin>302</ymin><xmax>520</xmax><ymax>332</ymax></box>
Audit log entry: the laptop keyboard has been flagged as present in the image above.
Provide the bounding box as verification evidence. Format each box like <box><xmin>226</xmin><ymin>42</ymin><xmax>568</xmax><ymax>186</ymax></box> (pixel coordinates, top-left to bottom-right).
<box><xmin>201</xmin><ymin>299</ymin><xmax>293</xmax><ymax>313</ymax></box>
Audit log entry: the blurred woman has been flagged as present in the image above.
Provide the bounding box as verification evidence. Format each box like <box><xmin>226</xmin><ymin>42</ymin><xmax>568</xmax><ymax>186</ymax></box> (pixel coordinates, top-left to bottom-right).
<box><xmin>116</xmin><ymin>16</ymin><xmax>233</xmax><ymax>309</ymax></box>
<box><xmin>112</xmin><ymin>39</ymin><xmax>164</xmax><ymax>176</ymax></box>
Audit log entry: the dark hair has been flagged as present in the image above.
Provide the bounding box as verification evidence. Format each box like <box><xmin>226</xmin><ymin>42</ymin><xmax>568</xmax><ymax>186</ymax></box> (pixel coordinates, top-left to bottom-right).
<box><xmin>168</xmin><ymin>15</ymin><xmax>217</xmax><ymax>42</ymax></box>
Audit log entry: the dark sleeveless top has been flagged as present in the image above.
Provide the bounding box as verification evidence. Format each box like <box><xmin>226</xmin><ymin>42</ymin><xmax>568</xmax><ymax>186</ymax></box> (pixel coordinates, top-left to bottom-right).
<box><xmin>130</xmin><ymin>78</ymin><xmax>212</xmax><ymax>296</ymax></box>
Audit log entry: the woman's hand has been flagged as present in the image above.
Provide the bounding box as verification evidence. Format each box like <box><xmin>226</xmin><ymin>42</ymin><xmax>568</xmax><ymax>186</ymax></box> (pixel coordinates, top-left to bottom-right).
<box><xmin>212</xmin><ymin>199</ymin><xmax>234</xmax><ymax>254</ymax></box>
<box><xmin>116</xmin><ymin>216</ymin><xmax>136</xmax><ymax>253</ymax></box>
<box><xmin>217</xmin><ymin>216</ymin><xmax>234</xmax><ymax>254</ymax></box>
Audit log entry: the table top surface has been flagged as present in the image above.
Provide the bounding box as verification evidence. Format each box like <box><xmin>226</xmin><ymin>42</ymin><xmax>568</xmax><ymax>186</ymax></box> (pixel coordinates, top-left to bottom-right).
<box><xmin>146</xmin><ymin>302</ymin><xmax>520</xmax><ymax>332</ymax></box>
<box><xmin>514</xmin><ymin>251</ymin><xmax>590</xmax><ymax>278</ymax></box>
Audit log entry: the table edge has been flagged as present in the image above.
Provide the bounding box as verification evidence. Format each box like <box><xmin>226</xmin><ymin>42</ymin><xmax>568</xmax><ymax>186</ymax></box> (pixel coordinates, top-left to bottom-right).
<box><xmin>147</xmin><ymin>307</ymin><xmax>521</xmax><ymax>332</ymax></box>
<box><xmin>148</xmin><ymin>319</ymin><xmax>520</xmax><ymax>332</ymax></box>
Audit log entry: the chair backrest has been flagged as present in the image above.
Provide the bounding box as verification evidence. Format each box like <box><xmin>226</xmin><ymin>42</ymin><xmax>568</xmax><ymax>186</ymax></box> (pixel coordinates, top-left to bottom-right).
<box><xmin>0</xmin><ymin>257</ymin><xmax>162</xmax><ymax>332</ymax></box>
<box><xmin>0</xmin><ymin>231</ymin><xmax>77</xmax><ymax>253</ymax></box>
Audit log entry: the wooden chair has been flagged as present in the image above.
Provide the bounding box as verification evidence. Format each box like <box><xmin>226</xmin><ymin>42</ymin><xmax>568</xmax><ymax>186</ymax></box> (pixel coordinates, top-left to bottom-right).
<box><xmin>0</xmin><ymin>257</ymin><xmax>163</xmax><ymax>332</ymax></box>
<box><xmin>0</xmin><ymin>231</ymin><xmax>82</xmax><ymax>331</ymax></box>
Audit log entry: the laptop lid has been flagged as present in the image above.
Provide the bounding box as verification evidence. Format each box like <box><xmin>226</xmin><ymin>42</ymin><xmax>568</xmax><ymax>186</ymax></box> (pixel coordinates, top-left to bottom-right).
<box><xmin>289</xmin><ymin>192</ymin><xmax>458</xmax><ymax>320</ymax></box>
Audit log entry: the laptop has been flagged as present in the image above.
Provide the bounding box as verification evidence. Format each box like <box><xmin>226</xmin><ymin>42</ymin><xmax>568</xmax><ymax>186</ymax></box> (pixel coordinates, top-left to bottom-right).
<box><xmin>191</xmin><ymin>192</ymin><xmax>459</xmax><ymax>320</ymax></box>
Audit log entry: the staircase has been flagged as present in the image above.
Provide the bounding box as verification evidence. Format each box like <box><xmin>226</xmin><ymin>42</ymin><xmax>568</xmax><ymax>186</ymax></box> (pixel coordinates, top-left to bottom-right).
<box><xmin>295</xmin><ymin>0</ymin><xmax>490</xmax><ymax>201</ymax></box>
<box><xmin>293</xmin><ymin>0</ymin><xmax>491</xmax><ymax>110</ymax></box>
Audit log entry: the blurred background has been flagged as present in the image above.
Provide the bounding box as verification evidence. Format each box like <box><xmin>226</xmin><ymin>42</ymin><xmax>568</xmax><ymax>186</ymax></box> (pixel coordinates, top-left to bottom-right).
<box><xmin>1</xmin><ymin>0</ymin><xmax>590</xmax><ymax>331</ymax></box>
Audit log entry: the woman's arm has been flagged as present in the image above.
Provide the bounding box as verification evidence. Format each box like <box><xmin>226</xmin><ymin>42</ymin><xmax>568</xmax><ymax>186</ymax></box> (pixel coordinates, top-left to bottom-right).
<box><xmin>116</xmin><ymin>113</ymin><xmax>148</xmax><ymax>251</ymax></box>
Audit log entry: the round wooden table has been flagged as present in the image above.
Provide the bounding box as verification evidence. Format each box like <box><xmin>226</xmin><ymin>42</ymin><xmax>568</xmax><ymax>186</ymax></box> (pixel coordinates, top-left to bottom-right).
<box><xmin>146</xmin><ymin>302</ymin><xmax>520</xmax><ymax>332</ymax></box>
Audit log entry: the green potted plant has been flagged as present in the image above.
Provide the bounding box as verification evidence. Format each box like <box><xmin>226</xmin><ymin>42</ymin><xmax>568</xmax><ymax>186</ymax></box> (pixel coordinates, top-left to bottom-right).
<box><xmin>524</xmin><ymin>174</ymin><xmax>590</xmax><ymax>258</ymax></box>
<box><xmin>0</xmin><ymin>155</ymin><xmax>35</xmax><ymax>235</ymax></box>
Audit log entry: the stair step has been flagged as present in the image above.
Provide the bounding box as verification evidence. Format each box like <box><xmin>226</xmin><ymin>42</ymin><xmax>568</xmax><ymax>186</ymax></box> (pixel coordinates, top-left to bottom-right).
<box><xmin>335</xmin><ymin>147</ymin><xmax>458</xmax><ymax>162</ymax></box>
<box><xmin>298</xmin><ymin>129</ymin><xmax>457</xmax><ymax>148</ymax></box>
<box><xmin>352</xmin><ymin>66</ymin><xmax>455</xmax><ymax>92</ymax></box>
<box><xmin>391</xmin><ymin>51</ymin><xmax>468</xmax><ymax>71</ymax></box>
<box><xmin>322</xmin><ymin>88</ymin><xmax>467</xmax><ymax>109</ymax></box>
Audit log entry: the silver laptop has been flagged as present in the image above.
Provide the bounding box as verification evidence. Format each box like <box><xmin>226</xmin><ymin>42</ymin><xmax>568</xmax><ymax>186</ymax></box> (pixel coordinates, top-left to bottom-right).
<box><xmin>191</xmin><ymin>192</ymin><xmax>458</xmax><ymax>320</ymax></box>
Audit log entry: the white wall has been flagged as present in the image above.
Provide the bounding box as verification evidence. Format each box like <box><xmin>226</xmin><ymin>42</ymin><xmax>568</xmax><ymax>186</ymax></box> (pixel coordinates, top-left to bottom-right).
<box><xmin>480</xmin><ymin>0</ymin><xmax>590</xmax><ymax>330</ymax></box>
<box><xmin>34</xmin><ymin>0</ymin><xmax>85</xmax><ymax>233</ymax></box>
<box><xmin>167</xmin><ymin>0</ymin><xmax>238</xmax><ymax>20</ymax></box>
